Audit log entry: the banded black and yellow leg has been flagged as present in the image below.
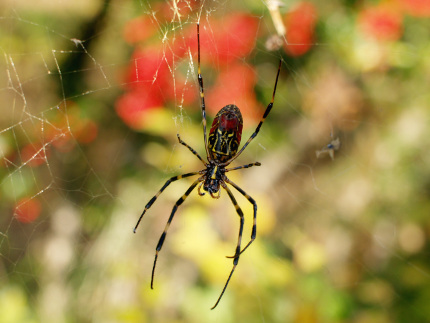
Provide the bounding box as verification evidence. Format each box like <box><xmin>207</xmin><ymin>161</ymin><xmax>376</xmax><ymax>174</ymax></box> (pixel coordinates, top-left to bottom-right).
<box><xmin>133</xmin><ymin>171</ymin><xmax>202</xmax><ymax>233</ymax></box>
<box><xmin>225</xmin><ymin>178</ymin><xmax>257</xmax><ymax>257</ymax></box>
<box><xmin>221</xmin><ymin>60</ymin><xmax>282</xmax><ymax>166</ymax></box>
<box><xmin>197</xmin><ymin>23</ymin><xmax>210</xmax><ymax>160</ymax></box>
<box><xmin>151</xmin><ymin>178</ymin><xmax>201</xmax><ymax>289</ymax></box>
<box><xmin>177</xmin><ymin>134</ymin><xmax>207</xmax><ymax>165</ymax></box>
<box><xmin>222</xmin><ymin>182</ymin><xmax>245</xmax><ymax>259</ymax></box>
<box><xmin>225</xmin><ymin>162</ymin><xmax>261</xmax><ymax>173</ymax></box>
<box><xmin>210</xmin><ymin>182</ymin><xmax>245</xmax><ymax>310</ymax></box>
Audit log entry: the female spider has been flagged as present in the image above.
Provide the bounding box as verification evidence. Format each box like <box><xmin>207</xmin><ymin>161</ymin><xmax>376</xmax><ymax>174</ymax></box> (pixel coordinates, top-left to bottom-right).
<box><xmin>134</xmin><ymin>23</ymin><xmax>281</xmax><ymax>309</ymax></box>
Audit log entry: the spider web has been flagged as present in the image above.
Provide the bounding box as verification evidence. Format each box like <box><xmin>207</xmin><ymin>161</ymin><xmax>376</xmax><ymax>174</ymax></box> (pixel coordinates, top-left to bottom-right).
<box><xmin>1</xmin><ymin>0</ymin><xmax>430</xmax><ymax>322</ymax></box>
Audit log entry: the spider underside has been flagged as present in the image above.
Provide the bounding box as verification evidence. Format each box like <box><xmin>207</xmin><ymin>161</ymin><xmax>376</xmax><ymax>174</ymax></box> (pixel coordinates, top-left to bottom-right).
<box><xmin>134</xmin><ymin>23</ymin><xmax>281</xmax><ymax>309</ymax></box>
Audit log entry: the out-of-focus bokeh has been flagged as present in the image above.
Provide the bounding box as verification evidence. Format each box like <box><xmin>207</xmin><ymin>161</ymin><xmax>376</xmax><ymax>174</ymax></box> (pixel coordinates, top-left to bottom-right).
<box><xmin>1</xmin><ymin>0</ymin><xmax>430</xmax><ymax>322</ymax></box>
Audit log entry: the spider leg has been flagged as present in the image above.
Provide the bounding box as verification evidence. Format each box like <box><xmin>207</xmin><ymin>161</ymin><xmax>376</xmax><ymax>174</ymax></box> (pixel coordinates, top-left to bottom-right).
<box><xmin>197</xmin><ymin>23</ymin><xmax>211</xmax><ymax>161</ymax></box>
<box><xmin>220</xmin><ymin>60</ymin><xmax>282</xmax><ymax>166</ymax></box>
<box><xmin>197</xmin><ymin>182</ymin><xmax>205</xmax><ymax>196</ymax></box>
<box><xmin>133</xmin><ymin>171</ymin><xmax>202</xmax><ymax>233</ymax></box>
<box><xmin>210</xmin><ymin>182</ymin><xmax>245</xmax><ymax>310</ymax></box>
<box><xmin>224</xmin><ymin>178</ymin><xmax>257</xmax><ymax>258</ymax></box>
<box><xmin>211</xmin><ymin>261</ymin><xmax>236</xmax><ymax>310</ymax></box>
<box><xmin>151</xmin><ymin>178</ymin><xmax>202</xmax><ymax>289</ymax></box>
<box><xmin>225</xmin><ymin>162</ymin><xmax>261</xmax><ymax>173</ymax></box>
<box><xmin>177</xmin><ymin>134</ymin><xmax>207</xmax><ymax>165</ymax></box>
<box><xmin>222</xmin><ymin>182</ymin><xmax>244</xmax><ymax>259</ymax></box>
<box><xmin>210</xmin><ymin>190</ymin><xmax>221</xmax><ymax>199</ymax></box>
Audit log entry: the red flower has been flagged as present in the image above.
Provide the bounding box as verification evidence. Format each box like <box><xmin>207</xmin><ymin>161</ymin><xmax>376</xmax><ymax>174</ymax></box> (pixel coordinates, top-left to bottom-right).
<box><xmin>126</xmin><ymin>47</ymin><xmax>171</xmax><ymax>92</ymax></box>
<box><xmin>163</xmin><ymin>72</ymin><xmax>197</xmax><ymax>107</ymax></box>
<box><xmin>115</xmin><ymin>89</ymin><xmax>163</xmax><ymax>130</ymax></box>
<box><xmin>358</xmin><ymin>5</ymin><xmax>403</xmax><ymax>41</ymax></box>
<box><xmin>400</xmin><ymin>0</ymin><xmax>430</xmax><ymax>17</ymax></box>
<box><xmin>284</xmin><ymin>2</ymin><xmax>318</xmax><ymax>56</ymax></box>
<box><xmin>186</xmin><ymin>14</ymin><xmax>259</xmax><ymax>65</ymax></box>
<box><xmin>117</xmin><ymin>46</ymin><xmax>173</xmax><ymax>129</ymax></box>
<box><xmin>206</xmin><ymin>63</ymin><xmax>261</xmax><ymax>122</ymax></box>
<box><xmin>15</xmin><ymin>197</ymin><xmax>42</xmax><ymax>223</ymax></box>
<box><xmin>158</xmin><ymin>0</ymin><xmax>200</xmax><ymax>22</ymax></box>
<box><xmin>118</xmin><ymin>13</ymin><xmax>261</xmax><ymax>131</ymax></box>
<box><xmin>49</xmin><ymin>130</ymin><xmax>74</xmax><ymax>152</ymax></box>
<box><xmin>123</xmin><ymin>16</ymin><xmax>157</xmax><ymax>44</ymax></box>
<box><xmin>20</xmin><ymin>143</ymin><xmax>48</xmax><ymax>167</ymax></box>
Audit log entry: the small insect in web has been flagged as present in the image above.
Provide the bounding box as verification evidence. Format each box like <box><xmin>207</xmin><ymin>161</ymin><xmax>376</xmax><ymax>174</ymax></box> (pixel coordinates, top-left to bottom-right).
<box><xmin>133</xmin><ymin>23</ymin><xmax>281</xmax><ymax>309</ymax></box>
<box><xmin>316</xmin><ymin>136</ymin><xmax>341</xmax><ymax>160</ymax></box>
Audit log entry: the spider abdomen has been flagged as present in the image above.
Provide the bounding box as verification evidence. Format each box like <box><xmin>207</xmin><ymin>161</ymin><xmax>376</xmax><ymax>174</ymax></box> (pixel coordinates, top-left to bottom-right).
<box><xmin>208</xmin><ymin>104</ymin><xmax>243</xmax><ymax>163</ymax></box>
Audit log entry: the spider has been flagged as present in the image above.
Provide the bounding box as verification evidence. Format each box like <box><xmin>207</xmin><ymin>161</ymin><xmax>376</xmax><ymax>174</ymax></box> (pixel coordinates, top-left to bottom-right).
<box><xmin>134</xmin><ymin>23</ymin><xmax>281</xmax><ymax>309</ymax></box>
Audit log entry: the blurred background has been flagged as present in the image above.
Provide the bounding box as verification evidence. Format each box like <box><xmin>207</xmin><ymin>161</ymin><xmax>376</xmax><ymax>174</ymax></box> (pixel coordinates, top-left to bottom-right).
<box><xmin>1</xmin><ymin>0</ymin><xmax>430</xmax><ymax>322</ymax></box>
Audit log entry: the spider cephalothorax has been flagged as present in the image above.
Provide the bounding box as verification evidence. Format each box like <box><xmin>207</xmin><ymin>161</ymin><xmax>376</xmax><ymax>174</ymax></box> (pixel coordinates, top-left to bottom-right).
<box><xmin>134</xmin><ymin>23</ymin><xmax>281</xmax><ymax>309</ymax></box>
